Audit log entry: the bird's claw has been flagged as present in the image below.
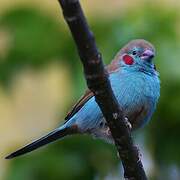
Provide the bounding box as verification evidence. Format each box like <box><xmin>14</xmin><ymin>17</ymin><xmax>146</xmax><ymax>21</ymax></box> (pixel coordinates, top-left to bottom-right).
<box><xmin>136</xmin><ymin>146</ymin><xmax>142</xmax><ymax>160</ymax></box>
<box><xmin>124</xmin><ymin>117</ymin><xmax>132</xmax><ymax>130</ymax></box>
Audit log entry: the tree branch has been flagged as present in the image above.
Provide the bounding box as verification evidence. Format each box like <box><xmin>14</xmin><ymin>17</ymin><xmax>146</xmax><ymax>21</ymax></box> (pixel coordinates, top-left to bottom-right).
<box><xmin>58</xmin><ymin>0</ymin><xmax>147</xmax><ymax>179</ymax></box>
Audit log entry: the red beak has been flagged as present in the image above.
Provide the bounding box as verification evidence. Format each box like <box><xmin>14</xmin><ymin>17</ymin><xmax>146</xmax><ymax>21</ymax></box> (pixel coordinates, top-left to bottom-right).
<box><xmin>141</xmin><ymin>49</ymin><xmax>155</xmax><ymax>61</ymax></box>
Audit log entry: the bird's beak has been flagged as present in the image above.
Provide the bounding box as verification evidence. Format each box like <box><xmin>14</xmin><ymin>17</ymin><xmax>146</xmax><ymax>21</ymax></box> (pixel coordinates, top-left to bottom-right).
<box><xmin>141</xmin><ymin>49</ymin><xmax>155</xmax><ymax>61</ymax></box>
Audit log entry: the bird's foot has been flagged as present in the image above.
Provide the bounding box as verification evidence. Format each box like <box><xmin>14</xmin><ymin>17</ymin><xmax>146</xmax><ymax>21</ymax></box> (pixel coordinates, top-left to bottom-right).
<box><xmin>136</xmin><ymin>146</ymin><xmax>142</xmax><ymax>160</ymax></box>
<box><xmin>124</xmin><ymin>117</ymin><xmax>132</xmax><ymax>130</ymax></box>
<box><xmin>131</xmin><ymin>145</ymin><xmax>142</xmax><ymax>164</ymax></box>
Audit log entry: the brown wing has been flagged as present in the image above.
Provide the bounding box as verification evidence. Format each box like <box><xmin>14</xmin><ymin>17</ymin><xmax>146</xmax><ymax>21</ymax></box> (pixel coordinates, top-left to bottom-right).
<box><xmin>65</xmin><ymin>61</ymin><xmax>120</xmax><ymax>121</ymax></box>
<box><xmin>65</xmin><ymin>89</ymin><xmax>94</xmax><ymax>120</ymax></box>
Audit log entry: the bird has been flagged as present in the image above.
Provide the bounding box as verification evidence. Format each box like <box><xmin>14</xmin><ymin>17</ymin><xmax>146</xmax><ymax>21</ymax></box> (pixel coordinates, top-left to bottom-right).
<box><xmin>5</xmin><ymin>39</ymin><xmax>160</xmax><ymax>159</ymax></box>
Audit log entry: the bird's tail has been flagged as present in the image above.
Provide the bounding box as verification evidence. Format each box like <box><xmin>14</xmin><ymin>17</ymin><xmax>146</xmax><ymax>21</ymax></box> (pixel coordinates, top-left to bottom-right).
<box><xmin>5</xmin><ymin>124</ymin><xmax>77</xmax><ymax>159</ymax></box>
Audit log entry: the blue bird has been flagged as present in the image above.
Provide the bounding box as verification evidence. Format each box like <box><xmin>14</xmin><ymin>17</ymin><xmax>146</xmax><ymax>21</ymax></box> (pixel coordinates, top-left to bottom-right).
<box><xmin>5</xmin><ymin>39</ymin><xmax>160</xmax><ymax>159</ymax></box>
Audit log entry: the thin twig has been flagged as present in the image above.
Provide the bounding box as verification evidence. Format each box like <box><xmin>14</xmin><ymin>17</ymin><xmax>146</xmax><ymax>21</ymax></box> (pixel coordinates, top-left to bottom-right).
<box><xmin>58</xmin><ymin>0</ymin><xmax>147</xmax><ymax>179</ymax></box>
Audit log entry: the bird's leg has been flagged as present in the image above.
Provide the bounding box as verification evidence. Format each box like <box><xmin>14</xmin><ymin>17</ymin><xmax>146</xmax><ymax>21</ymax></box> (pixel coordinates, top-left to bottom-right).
<box><xmin>136</xmin><ymin>146</ymin><xmax>142</xmax><ymax>161</ymax></box>
<box><xmin>124</xmin><ymin>117</ymin><xmax>132</xmax><ymax>130</ymax></box>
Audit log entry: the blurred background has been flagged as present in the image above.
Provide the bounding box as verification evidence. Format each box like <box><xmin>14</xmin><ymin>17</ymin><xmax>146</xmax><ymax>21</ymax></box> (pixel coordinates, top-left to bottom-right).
<box><xmin>0</xmin><ymin>0</ymin><xmax>180</xmax><ymax>179</ymax></box>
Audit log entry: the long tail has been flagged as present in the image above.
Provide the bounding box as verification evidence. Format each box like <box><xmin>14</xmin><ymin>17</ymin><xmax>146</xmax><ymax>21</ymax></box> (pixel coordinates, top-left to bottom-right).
<box><xmin>5</xmin><ymin>125</ymin><xmax>75</xmax><ymax>159</ymax></box>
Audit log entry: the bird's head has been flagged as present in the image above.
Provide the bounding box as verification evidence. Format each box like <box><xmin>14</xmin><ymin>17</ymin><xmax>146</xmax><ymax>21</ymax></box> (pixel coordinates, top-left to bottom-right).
<box><xmin>115</xmin><ymin>39</ymin><xmax>157</xmax><ymax>73</ymax></box>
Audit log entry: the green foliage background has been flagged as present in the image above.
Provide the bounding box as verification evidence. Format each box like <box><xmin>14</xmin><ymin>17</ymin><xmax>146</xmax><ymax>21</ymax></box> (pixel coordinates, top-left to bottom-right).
<box><xmin>1</xmin><ymin>3</ymin><xmax>180</xmax><ymax>180</ymax></box>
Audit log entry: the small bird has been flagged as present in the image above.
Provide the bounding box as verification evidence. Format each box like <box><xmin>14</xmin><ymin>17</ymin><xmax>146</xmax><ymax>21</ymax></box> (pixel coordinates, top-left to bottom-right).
<box><xmin>5</xmin><ymin>39</ymin><xmax>160</xmax><ymax>159</ymax></box>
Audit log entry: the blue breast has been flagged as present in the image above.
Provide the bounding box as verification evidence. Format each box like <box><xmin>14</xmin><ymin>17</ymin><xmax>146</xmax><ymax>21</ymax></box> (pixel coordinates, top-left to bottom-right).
<box><xmin>70</xmin><ymin>68</ymin><xmax>160</xmax><ymax>132</ymax></box>
<box><xmin>110</xmin><ymin>69</ymin><xmax>160</xmax><ymax>128</ymax></box>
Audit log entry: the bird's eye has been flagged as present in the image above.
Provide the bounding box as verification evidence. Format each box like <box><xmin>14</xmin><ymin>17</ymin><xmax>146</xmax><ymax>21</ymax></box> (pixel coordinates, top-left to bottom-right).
<box><xmin>132</xmin><ymin>50</ymin><xmax>137</xmax><ymax>55</ymax></box>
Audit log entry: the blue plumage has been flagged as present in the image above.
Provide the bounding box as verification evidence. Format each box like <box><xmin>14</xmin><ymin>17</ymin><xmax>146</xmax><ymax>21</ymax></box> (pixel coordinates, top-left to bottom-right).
<box><xmin>6</xmin><ymin>39</ymin><xmax>160</xmax><ymax>159</ymax></box>
<box><xmin>71</xmin><ymin>64</ymin><xmax>160</xmax><ymax>142</ymax></box>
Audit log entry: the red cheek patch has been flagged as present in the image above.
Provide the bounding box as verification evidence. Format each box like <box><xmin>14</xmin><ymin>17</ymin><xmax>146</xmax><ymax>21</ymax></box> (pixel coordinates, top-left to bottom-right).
<box><xmin>122</xmin><ymin>55</ymin><xmax>134</xmax><ymax>65</ymax></box>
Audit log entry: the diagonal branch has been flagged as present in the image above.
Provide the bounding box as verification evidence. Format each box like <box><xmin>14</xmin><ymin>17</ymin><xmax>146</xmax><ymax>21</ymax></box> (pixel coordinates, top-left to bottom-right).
<box><xmin>58</xmin><ymin>0</ymin><xmax>147</xmax><ymax>179</ymax></box>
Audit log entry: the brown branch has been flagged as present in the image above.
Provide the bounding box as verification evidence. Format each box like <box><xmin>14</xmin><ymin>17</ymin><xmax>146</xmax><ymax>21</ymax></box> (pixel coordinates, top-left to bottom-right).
<box><xmin>58</xmin><ymin>0</ymin><xmax>147</xmax><ymax>179</ymax></box>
